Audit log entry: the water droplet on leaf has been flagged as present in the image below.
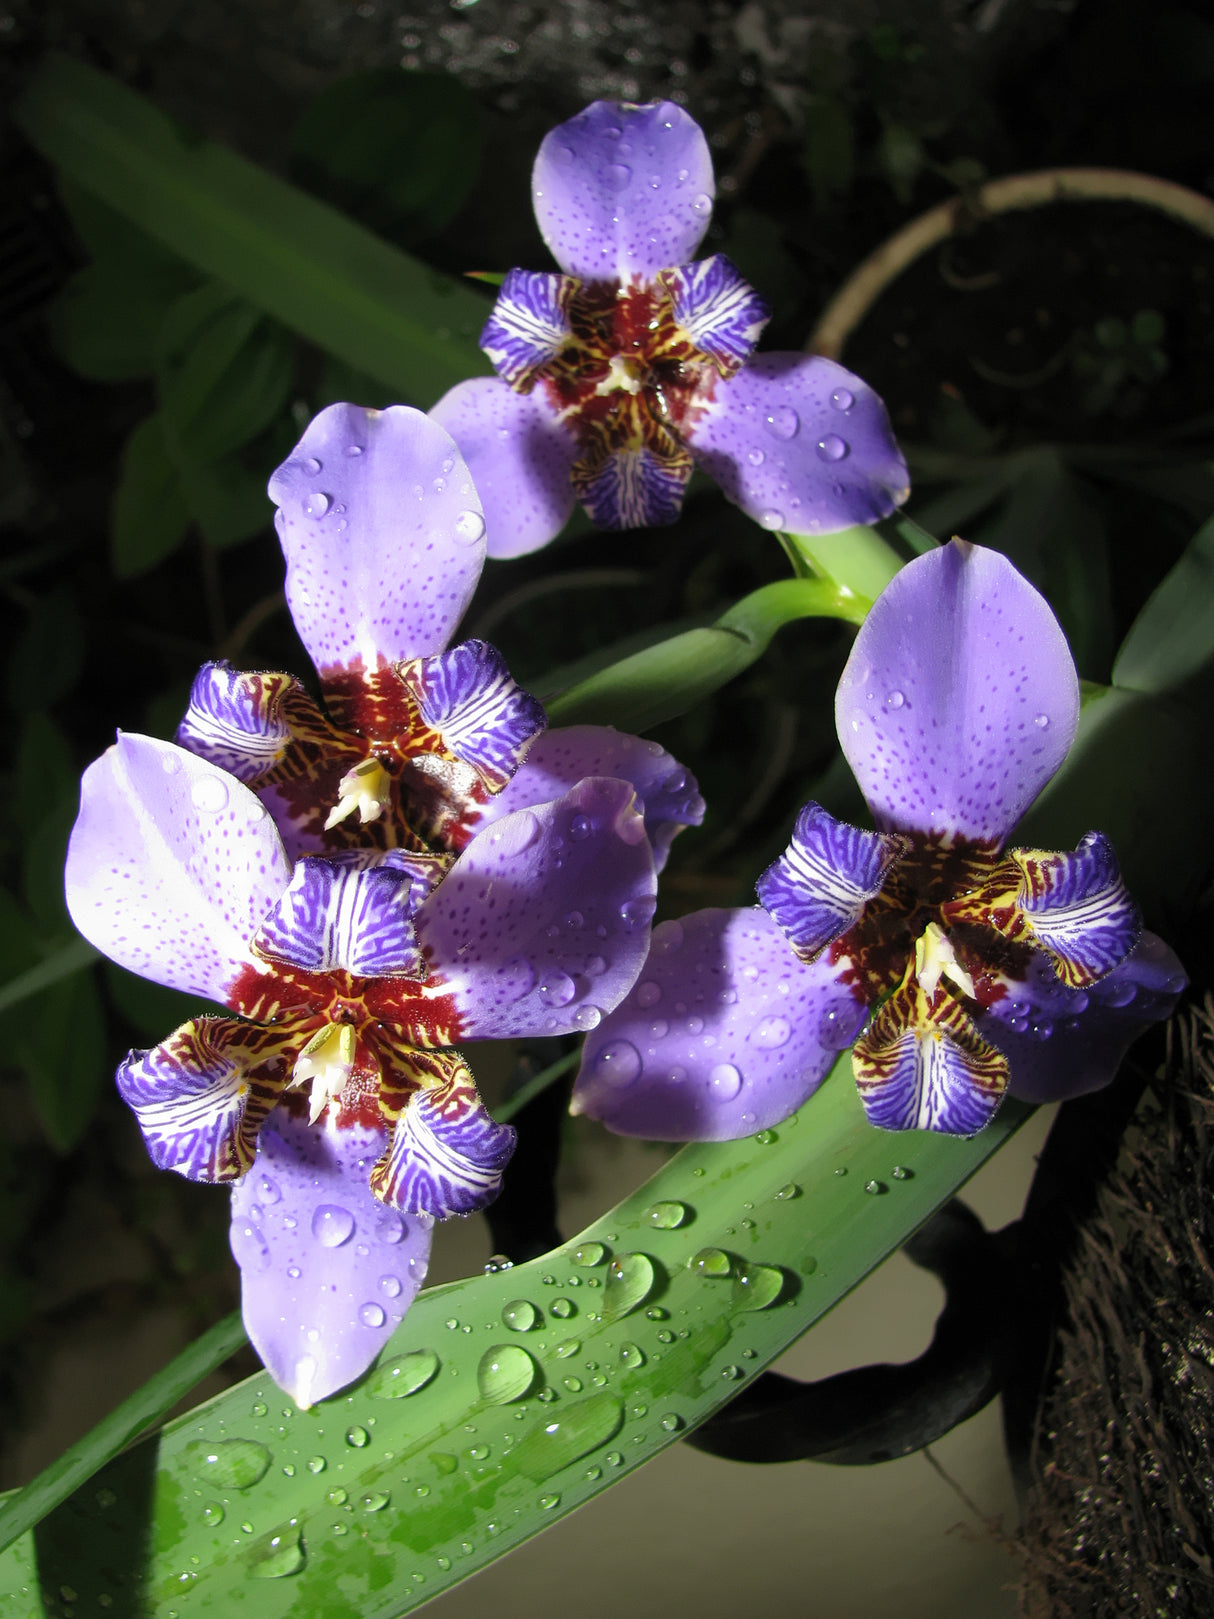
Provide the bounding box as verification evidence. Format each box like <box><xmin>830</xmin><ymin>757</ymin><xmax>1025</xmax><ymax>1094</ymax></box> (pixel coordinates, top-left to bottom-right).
<box><xmin>502</xmin><ymin>1299</ymin><xmax>537</xmax><ymax>1331</ymax></box>
<box><xmin>603</xmin><ymin>1252</ymin><xmax>655</xmax><ymax>1318</ymax></box>
<box><xmin>185</xmin><ymin>1439</ymin><xmax>271</xmax><ymax>1489</ymax></box>
<box><xmin>731</xmin><ymin>1264</ymin><xmax>784</xmax><ymax>1311</ymax></box>
<box><xmin>478</xmin><ymin>1344</ymin><xmax>538</xmax><ymax>1403</ymax></box>
<box><xmin>369</xmin><ymin>1349</ymin><xmax>440</xmax><ymax>1399</ymax></box>
<box><xmin>646</xmin><ymin>1200</ymin><xmax>687</xmax><ymax>1229</ymax></box>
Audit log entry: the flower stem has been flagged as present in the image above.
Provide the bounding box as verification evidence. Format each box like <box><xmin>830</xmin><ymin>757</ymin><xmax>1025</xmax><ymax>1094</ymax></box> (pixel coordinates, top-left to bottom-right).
<box><xmin>780</xmin><ymin>524</ymin><xmax>904</xmax><ymax>602</ymax></box>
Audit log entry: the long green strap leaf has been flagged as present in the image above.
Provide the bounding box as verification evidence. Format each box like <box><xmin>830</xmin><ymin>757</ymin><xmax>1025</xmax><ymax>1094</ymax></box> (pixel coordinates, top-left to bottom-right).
<box><xmin>14</xmin><ymin>54</ymin><xmax>489</xmax><ymax>405</ymax></box>
<box><xmin>548</xmin><ymin>577</ymin><xmax>868</xmax><ymax>730</ymax></box>
<box><xmin>0</xmin><ymin>938</ymin><xmax>98</xmax><ymax>1016</ymax></box>
<box><xmin>0</xmin><ymin>1063</ymin><xmax>1027</xmax><ymax>1616</ymax></box>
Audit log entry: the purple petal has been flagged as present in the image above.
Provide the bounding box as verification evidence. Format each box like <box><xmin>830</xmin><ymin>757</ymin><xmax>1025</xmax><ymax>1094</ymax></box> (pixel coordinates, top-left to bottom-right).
<box><xmin>1007</xmin><ymin>832</ymin><xmax>1141</xmax><ymax>987</ymax></box>
<box><xmin>399</xmin><ymin>639</ymin><xmax>547</xmax><ymax>793</ymax></box>
<box><xmin>464</xmin><ymin>725</ymin><xmax>705</xmax><ymax>873</ymax></box>
<box><xmin>117</xmin><ymin>1015</ymin><xmax>291</xmax><ymax>1181</ymax></box>
<box><xmin>371</xmin><ymin>1063</ymin><xmax>516</xmax><ymax>1217</ymax></box>
<box><xmin>65</xmin><ymin>735</ymin><xmax>291</xmax><ymax>1002</ymax></box>
<box><xmin>414</xmin><ymin>777</ymin><xmax>657</xmax><ymax>1039</ymax></box>
<box><xmin>662</xmin><ymin>255</ymin><xmax>769</xmax><ymax>375</ymax></box>
<box><xmin>252</xmin><ymin>856</ymin><xmax>426</xmax><ymax>977</ymax></box>
<box><xmin>757</xmin><ymin>802</ymin><xmax>907</xmax><ymax>960</ymax></box>
<box><xmin>685</xmin><ymin>352</ymin><xmax>909</xmax><ymax>535</ymax></box>
<box><xmin>268</xmin><ymin>404</ymin><xmax>487</xmax><ymax>676</ymax></box>
<box><xmin>481</xmin><ymin>269</ymin><xmax>577</xmax><ymax>389</ymax></box>
<box><xmin>231</xmin><ymin>1108</ymin><xmax>434</xmax><ymax>1407</ymax></box>
<box><xmin>430</xmin><ymin>378</ymin><xmax>578</xmax><ymax>559</ymax></box>
<box><xmin>532</xmin><ymin>100</ymin><xmax>714</xmax><ymax>283</ymax></box>
<box><xmin>572</xmin><ymin>445</ymin><xmax>691</xmax><ymax>529</ymax></box>
<box><xmin>836</xmin><ymin>542</ymin><xmax>1081</xmax><ymax>845</ymax></box>
<box><xmin>983</xmin><ymin>932</ymin><xmax>1186</xmax><ymax>1105</ymax></box>
<box><xmin>176</xmin><ymin>663</ymin><xmax>311</xmax><ymax>784</ymax></box>
<box><xmin>572</xmin><ymin>907</ymin><xmax>866</xmax><ymax>1140</ymax></box>
<box><xmin>852</xmin><ymin>981</ymin><xmax>1008</xmax><ymax>1136</ymax></box>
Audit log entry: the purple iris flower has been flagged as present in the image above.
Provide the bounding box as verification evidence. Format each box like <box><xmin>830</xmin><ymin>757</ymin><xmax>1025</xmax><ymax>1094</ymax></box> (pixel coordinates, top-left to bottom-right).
<box><xmin>65</xmin><ymin>736</ymin><xmax>659</xmax><ymax>1406</ymax></box>
<box><xmin>174</xmin><ymin>403</ymin><xmax>704</xmax><ymax>870</ymax></box>
<box><xmin>430</xmin><ymin>100</ymin><xmax>910</xmax><ymax>556</ymax></box>
<box><xmin>574</xmin><ymin>542</ymin><xmax>1187</xmax><ymax>1139</ymax></box>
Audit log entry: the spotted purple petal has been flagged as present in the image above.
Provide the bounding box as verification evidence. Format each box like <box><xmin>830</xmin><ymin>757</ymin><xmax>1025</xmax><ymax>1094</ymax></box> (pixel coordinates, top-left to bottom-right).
<box><xmin>268</xmin><ymin>404</ymin><xmax>487</xmax><ymax>677</ymax></box>
<box><xmin>1008</xmin><ymin>832</ymin><xmax>1141</xmax><ymax>987</ymax></box>
<box><xmin>430</xmin><ymin>377</ymin><xmax>578</xmax><ymax>559</ymax></box>
<box><xmin>532</xmin><ymin>100</ymin><xmax>715</xmax><ymax>283</ymax></box>
<box><xmin>65</xmin><ymin>735</ymin><xmax>291</xmax><ymax>1003</ymax></box>
<box><xmin>661</xmin><ymin>255</ymin><xmax>769</xmax><ymax>376</ymax></box>
<box><xmin>481</xmin><ymin>268</ymin><xmax>578</xmax><ymax>390</ymax></box>
<box><xmin>252</xmin><ymin>856</ymin><xmax>426</xmax><ymax>978</ymax></box>
<box><xmin>117</xmin><ymin>1016</ymin><xmax>292</xmax><ymax>1181</ymax></box>
<box><xmin>685</xmin><ymin>351</ymin><xmax>909</xmax><ymax>536</ymax></box>
<box><xmin>757</xmin><ymin>801</ymin><xmax>907</xmax><ymax>961</ymax></box>
<box><xmin>176</xmin><ymin>663</ymin><xmax>310</xmax><ymax>784</ymax></box>
<box><xmin>464</xmin><ymin>725</ymin><xmax>705</xmax><ymax>874</ymax></box>
<box><xmin>836</xmin><ymin>542</ymin><xmax>1081</xmax><ymax>845</ymax></box>
<box><xmin>398</xmin><ymin>638</ymin><xmax>547</xmax><ymax>793</ymax></box>
<box><xmin>231</xmin><ymin>1107</ymin><xmax>434</xmax><ymax>1407</ymax></box>
<box><xmin>984</xmin><ymin>932</ymin><xmax>1187</xmax><ymax>1104</ymax></box>
<box><xmin>573</xmin><ymin>907</ymin><xmax>867</xmax><ymax>1140</ymax></box>
<box><xmin>415</xmin><ymin>777</ymin><xmax>657</xmax><ymax>1040</ymax></box>
<box><xmin>572</xmin><ymin>445</ymin><xmax>691</xmax><ymax>529</ymax></box>
<box><xmin>371</xmin><ymin>1062</ymin><xmax>516</xmax><ymax>1217</ymax></box>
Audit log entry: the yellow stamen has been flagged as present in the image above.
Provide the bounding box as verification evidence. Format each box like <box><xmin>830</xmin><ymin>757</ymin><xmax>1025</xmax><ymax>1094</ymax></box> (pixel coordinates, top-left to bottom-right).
<box><xmin>324</xmin><ymin>757</ymin><xmax>392</xmax><ymax>830</ymax></box>
<box><xmin>913</xmin><ymin>922</ymin><xmax>976</xmax><ymax>1001</ymax></box>
<box><xmin>594</xmin><ymin>354</ymin><xmax>646</xmax><ymax>396</ymax></box>
<box><xmin>291</xmin><ymin>1023</ymin><xmax>356</xmax><ymax>1124</ymax></box>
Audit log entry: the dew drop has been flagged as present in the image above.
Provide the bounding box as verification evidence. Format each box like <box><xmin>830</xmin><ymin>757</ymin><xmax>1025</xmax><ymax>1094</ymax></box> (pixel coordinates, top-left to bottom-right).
<box><xmin>591</xmin><ymin>1038</ymin><xmax>642</xmax><ymax>1089</ymax></box>
<box><xmin>619</xmin><ymin>1342</ymin><xmax>645</xmax><ymax>1369</ymax></box>
<box><xmin>232</xmin><ymin>1221</ymin><xmax>270</xmax><ymax>1271</ymax></box>
<box><xmin>635</xmin><ymin>980</ymin><xmax>661</xmax><ymax>1009</ymax></box>
<box><xmin>1034</xmin><ymin>713</ymin><xmax>1050</xmax><ymax>729</ymax></box>
<box><xmin>380</xmin><ymin>1274</ymin><xmax>403</xmax><ymax>1298</ymax></box>
<box><xmin>478</xmin><ymin>1344</ymin><xmax>538</xmax><ymax>1404</ymax></box>
<box><xmin>819</xmin><ymin>998</ymin><xmax>863</xmax><ymax>1050</ymax></box>
<box><xmin>646</xmin><ymin>1200</ymin><xmax>687</xmax><ymax>1229</ymax></box>
<box><xmin>604</xmin><ymin>163</ymin><xmax>632</xmax><ymax>191</ymax></box>
<box><xmin>311</xmin><ymin>1204</ymin><xmax>355</xmax><ymax>1247</ymax></box>
<box><xmin>362</xmin><ymin>1492</ymin><xmax>390</xmax><ymax>1513</ymax></box>
<box><xmin>885</xmin><ymin>689</ymin><xmax>905</xmax><ymax>710</ymax></box>
<box><xmin>891</xmin><ymin>1165</ymin><xmax>913</xmax><ymax>1181</ymax></box>
<box><xmin>346</xmin><ymin>1426</ymin><xmax>369</xmax><ymax>1447</ymax></box>
<box><xmin>689</xmin><ymin>1247</ymin><xmax>731</xmax><ymax>1278</ymax></box>
<box><xmin>345</xmin><ymin>443</ymin><xmax>363</xmax><ymax>456</ymax></box>
<box><xmin>190</xmin><ymin>774</ymin><xmax>229</xmax><ymax>814</ymax></box>
<box><xmin>621</xmin><ymin>894</ymin><xmax>658</xmax><ymax>931</ymax></box>
<box><xmin>368</xmin><ymin>1349</ymin><xmax>440</xmax><ymax>1399</ymax></box>
<box><xmin>746</xmin><ymin>447</ymin><xmax>765</xmax><ymax>466</ymax></box>
<box><xmin>572</xmin><ymin>1241</ymin><xmax>605</xmax><ymax>1267</ymax></box>
<box><xmin>563</xmin><ymin>1376</ymin><xmax>583</xmax><ymax>1392</ymax></box>
<box><xmin>764</xmin><ymin>404</ymin><xmax>799</xmax><ymax>439</ymax></box>
<box><xmin>830</xmin><ymin>387</ymin><xmax>854</xmax><ymax>411</ymax></box>
<box><xmin>256</xmin><ymin>1175</ymin><xmax>280</xmax><ymax>1204</ymax></box>
<box><xmin>775</xmin><ymin>1182</ymin><xmax>800</xmax><ymax>1200</ymax></box>
<box><xmin>661</xmin><ymin>1413</ymin><xmax>684</xmax><ymax>1432</ymax></box>
<box><xmin>708</xmin><ymin>1062</ymin><xmax>742</xmax><ymax>1100</ymax></box>
<box><xmin>201</xmin><ymin>1502</ymin><xmax>225</xmax><ymax>1527</ymax></box>
<box><xmin>815</xmin><ymin>434</ymin><xmax>849</xmax><ymax>462</ymax></box>
<box><xmin>864</xmin><ymin>1179</ymin><xmax>887</xmax><ymax>1196</ymax></box>
<box><xmin>603</xmin><ymin>1252</ymin><xmax>655</xmax><ymax>1319</ymax></box>
<box><xmin>759</xmin><ymin>508</ymin><xmax>785</xmax><ymax>530</ymax></box>
<box><xmin>502</xmin><ymin>1299</ymin><xmax>537</xmax><ymax>1331</ymax></box>
<box><xmin>306</xmin><ymin>1456</ymin><xmax>326</xmax><ymax>1474</ymax></box>
<box><xmin>554</xmin><ymin>1337</ymin><xmax>581</xmax><ymax>1358</ymax></box>
<box><xmin>691</xmin><ymin>193</ymin><xmax>712</xmax><ymax>216</ymax></box>
<box><xmin>184</xmin><ymin>1439</ymin><xmax>271</xmax><ymax>1489</ymax></box>
<box><xmin>538</xmin><ymin>969</ymin><xmax>577</xmax><ymax>1008</ymax></box>
<box><xmin>305</xmin><ymin>491</ymin><xmax>331</xmax><ymax>517</ymax></box>
<box><xmin>731</xmin><ymin>1263</ymin><xmax>784</xmax><ymax>1311</ymax></box>
<box><xmin>550</xmin><ymin>1296</ymin><xmax>574</xmax><ymax>1319</ymax></box>
<box><xmin>249</xmin><ymin>1521</ymin><xmax>304</xmax><ymax>1579</ymax></box>
<box><xmin>568</xmin><ymin>812</ymin><xmax>591</xmax><ymax>841</ymax></box>
<box><xmin>161</xmin><ymin>752</ymin><xmax>180</xmax><ymax>775</ymax></box>
<box><xmin>753</xmin><ymin>1016</ymin><xmax>791</xmax><ymax>1049</ymax></box>
<box><xmin>304</xmin><ymin>457</ymin><xmax>322</xmax><ymax>474</ymax></box>
<box><xmin>327</xmin><ymin>1487</ymin><xmax>348</xmax><ymax>1506</ymax></box>
<box><xmin>495</xmin><ymin>809</ymin><xmax>541</xmax><ymax>855</ymax></box>
<box><xmin>359</xmin><ymin>1302</ymin><xmax>387</xmax><ymax>1328</ymax></box>
<box><xmin>574</xmin><ymin>1005</ymin><xmax>602</xmax><ymax>1031</ymax></box>
<box><xmin>453</xmin><ymin>509</ymin><xmax>485</xmax><ymax>545</ymax></box>
<box><xmin>511</xmin><ymin>1393</ymin><xmax>625</xmax><ymax>1482</ymax></box>
<box><xmin>539</xmin><ymin>1492</ymin><xmax>561</xmax><ymax>1510</ymax></box>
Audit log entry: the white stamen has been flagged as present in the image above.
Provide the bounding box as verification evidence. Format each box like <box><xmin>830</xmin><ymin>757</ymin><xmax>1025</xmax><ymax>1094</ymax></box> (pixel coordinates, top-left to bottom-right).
<box><xmin>291</xmin><ymin>1023</ymin><xmax>356</xmax><ymax>1124</ymax></box>
<box><xmin>324</xmin><ymin>757</ymin><xmax>392</xmax><ymax>830</ymax></box>
<box><xmin>594</xmin><ymin>354</ymin><xmax>646</xmax><ymax>396</ymax></box>
<box><xmin>914</xmin><ymin>922</ymin><xmax>977</xmax><ymax>1001</ymax></box>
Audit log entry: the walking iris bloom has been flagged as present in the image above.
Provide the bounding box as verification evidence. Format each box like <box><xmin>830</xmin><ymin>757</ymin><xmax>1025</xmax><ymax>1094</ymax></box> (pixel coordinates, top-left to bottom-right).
<box><xmin>66</xmin><ymin>407</ymin><xmax>702</xmax><ymax>1406</ymax></box>
<box><xmin>573</xmin><ymin>542</ymin><xmax>1186</xmax><ymax>1139</ymax></box>
<box><xmin>430</xmin><ymin>100</ymin><xmax>909</xmax><ymax>556</ymax></box>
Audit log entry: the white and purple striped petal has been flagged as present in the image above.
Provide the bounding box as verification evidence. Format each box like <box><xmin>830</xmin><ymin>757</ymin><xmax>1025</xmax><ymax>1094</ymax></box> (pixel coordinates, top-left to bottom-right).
<box><xmin>372</xmin><ymin>1067</ymin><xmax>516</xmax><ymax>1217</ymax></box>
<box><xmin>399</xmin><ymin>639</ymin><xmax>547</xmax><ymax>793</ymax></box>
<box><xmin>176</xmin><ymin>663</ymin><xmax>307</xmax><ymax>784</ymax></box>
<box><xmin>415</xmin><ymin>777</ymin><xmax>657</xmax><ymax>1040</ymax></box>
<box><xmin>231</xmin><ymin>1108</ymin><xmax>434</xmax><ymax>1407</ymax></box>
<box><xmin>1008</xmin><ymin>832</ymin><xmax>1141</xmax><ymax>987</ymax></box>
<box><xmin>532</xmin><ymin>100</ymin><xmax>715</xmax><ymax>283</ymax></box>
<box><xmin>662</xmin><ymin>255</ymin><xmax>769</xmax><ymax>376</ymax></box>
<box><xmin>481</xmin><ymin>269</ymin><xmax>578</xmax><ymax>390</ymax></box>
<box><xmin>117</xmin><ymin>1015</ymin><xmax>292</xmax><ymax>1182</ymax></box>
<box><xmin>252</xmin><ymin>855</ymin><xmax>428</xmax><ymax>978</ymax></box>
<box><xmin>757</xmin><ymin>801</ymin><xmax>907</xmax><ymax>961</ymax></box>
<box><xmin>983</xmin><ymin>932</ymin><xmax>1187</xmax><ymax>1104</ymax></box>
<box><xmin>65</xmin><ymin>735</ymin><xmax>291</xmax><ymax>1003</ymax></box>
<box><xmin>465</xmin><ymin>725</ymin><xmax>705</xmax><ymax>873</ymax></box>
<box><xmin>685</xmin><ymin>352</ymin><xmax>909</xmax><ymax>536</ymax></box>
<box><xmin>269</xmin><ymin>404</ymin><xmax>487</xmax><ymax>677</ymax></box>
<box><xmin>573</xmin><ymin>908</ymin><xmax>867</xmax><ymax>1140</ymax></box>
<box><xmin>837</xmin><ymin>542</ymin><xmax>1080</xmax><ymax>845</ymax></box>
<box><xmin>429</xmin><ymin>377</ymin><xmax>578</xmax><ymax>559</ymax></box>
<box><xmin>572</xmin><ymin>446</ymin><xmax>691</xmax><ymax>529</ymax></box>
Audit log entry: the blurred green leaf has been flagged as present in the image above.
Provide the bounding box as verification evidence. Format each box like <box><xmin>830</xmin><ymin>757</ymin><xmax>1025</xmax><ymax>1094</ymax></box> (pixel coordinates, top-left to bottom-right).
<box><xmin>290</xmin><ymin>69</ymin><xmax>482</xmax><ymax>246</ymax></box>
<box><xmin>13</xmin><ymin>713</ymin><xmax>75</xmax><ymax>837</ymax></box>
<box><xmin>22</xmin><ymin>795</ymin><xmax>77</xmax><ymax>934</ymax></box>
<box><xmin>878</xmin><ymin>121</ymin><xmax>924</xmax><ymax>204</ymax></box>
<box><xmin>6</xmin><ymin>591</ymin><xmax>84</xmax><ymax>711</ymax></box>
<box><xmin>48</xmin><ymin>259</ymin><xmax>198</xmax><ymax>383</ymax></box>
<box><xmin>104</xmin><ymin>961</ymin><xmax>219</xmax><ymax>1038</ymax></box>
<box><xmin>111</xmin><ymin>414</ymin><xmax>193</xmax><ymax>578</ymax></box>
<box><xmin>16</xmin><ymin>966</ymin><xmax>106</xmax><ymax>1152</ymax></box>
<box><xmin>15</xmin><ymin>54</ymin><xmax>490</xmax><ymax>405</ymax></box>
<box><xmin>183</xmin><ymin>451</ymin><xmax>275</xmax><ymax>550</ymax></box>
<box><xmin>1112</xmin><ymin>510</ymin><xmax>1214</xmax><ymax>694</ymax></box>
<box><xmin>802</xmin><ymin>92</ymin><xmax>855</xmax><ymax>207</ymax></box>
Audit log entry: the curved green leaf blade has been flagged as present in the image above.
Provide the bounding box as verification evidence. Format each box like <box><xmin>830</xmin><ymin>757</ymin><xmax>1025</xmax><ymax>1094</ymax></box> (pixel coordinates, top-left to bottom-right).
<box><xmin>0</xmin><ymin>1064</ymin><xmax>1028</xmax><ymax>1616</ymax></box>
<box><xmin>1111</xmin><ymin>510</ymin><xmax>1214</xmax><ymax>694</ymax></box>
<box><xmin>14</xmin><ymin>54</ymin><xmax>490</xmax><ymax>405</ymax></box>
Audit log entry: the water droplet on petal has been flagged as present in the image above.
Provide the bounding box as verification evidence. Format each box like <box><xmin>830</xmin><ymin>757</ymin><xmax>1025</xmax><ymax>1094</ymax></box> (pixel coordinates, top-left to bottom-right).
<box><xmin>759</xmin><ymin>509</ymin><xmax>785</xmax><ymax>530</ymax></box>
<box><xmin>1034</xmin><ymin>713</ymin><xmax>1050</xmax><ymax>729</ymax></box>
<box><xmin>816</xmin><ymin>434</ymin><xmax>849</xmax><ymax>462</ymax></box>
<box><xmin>764</xmin><ymin>405</ymin><xmax>799</xmax><ymax>439</ymax></box>
<box><xmin>591</xmin><ymin>1039</ymin><xmax>642</xmax><ymax>1089</ymax></box>
<box><xmin>539</xmin><ymin>969</ymin><xmax>576</xmax><ymax>1008</ymax></box>
<box><xmin>555</xmin><ymin>143</ymin><xmax>575</xmax><ymax>165</ymax></box>
<box><xmin>359</xmin><ymin>1302</ymin><xmax>387</xmax><ymax>1328</ymax></box>
<box><xmin>753</xmin><ymin>1016</ymin><xmax>791</xmax><ymax>1049</ymax></box>
<box><xmin>305</xmin><ymin>491</ymin><xmax>331</xmax><ymax>517</ymax></box>
<box><xmin>453</xmin><ymin>509</ymin><xmax>485</xmax><ymax>544</ymax></box>
<box><xmin>379</xmin><ymin>1275</ymin><xmax>402</xmax><ymax>1298</ymax></box>
<box><xmin>603</xmin><ymin>1252</ymin><xmax>655</xmax><ymax>1318</ymax></box>
<box><xmin>574</xmin><ymin>1005</ymin><xmax>602</xmax><ymax>1031</ymax></box>
<box><xmin>830</xmin><ymin>388</ymin><xmax>854</xmax><ymax>411</ymax></box>
<box><xmin>708</xmin><ymin>1062</ymin><xmax>742</xmax><ymax>1100</ymax></box>
<box><xmin>604</xmin><ymin>163</ymin><xmax>632</xmax><ymax>191</ymax></box>
<box><xmin>232</xmin><ymin>1221</ymin><xmax>270</xmax><ymax>1271</ymax></box>
<box><xmin>312</xmin><ymin>1205</ymin><xmax>355</xmax><ymax>1247</ymax></box>
<box><xmin>478</xmin><ymin>1344</ymin><xmax>538</xmax><ymax>1403</ymax></box>
<box><xmin>692</xmin><ymin>192</ymin><xmax>712</xmax><ymax>216</ymax></box>
<box><xmin>647</xmin><ymin>1200</ymin><xmax>687</xmax><ymax>1229</ymax></box>
<box><xmin>256</xmin><ymin>1175</ymin><xmax>280</xmax><ymax>1204</ymax></box>
<box><xmin>190</xmin><ymin>774</ymin><xmax>229</xmax><ymax>814</ymax></box>
<box><xmin>885</xmin><ymin>689</ymin><xmax>906</xmax><ymax>711</ymax></box>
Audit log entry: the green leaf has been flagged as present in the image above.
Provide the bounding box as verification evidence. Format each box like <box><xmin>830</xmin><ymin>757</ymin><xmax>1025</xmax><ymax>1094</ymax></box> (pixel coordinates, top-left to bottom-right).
<box><xmin>104</xmin><ymin>960</ymin><xmax>220</xmax><ymax>1039</ymax></box>
<box><xmin>290</xmin><ymin>69</ymin><xmax>482</xmax><ymax>246</ymax></box>
<box><xmin>802</xmin><ymin>92</ymin><xmax>855</xmax><ymax>207</ymax></box>
<box><xmin>15</xmin><ymin>965</ymin><xmax>106</xmax><ymax>1152</ymax></box>
<box><xmin>1111</xmin><ymin>510</ymin><xmax>1214</xmax><ymax>694</ymax></box>
<box><xmin>48</xmin><ymin>259</ymin><xmax>199</xmax><ymax>382</ymax></box>
<box><xmin>111</xmin><ymin>414</ymin><xmax>193</xmax><ymax>577</ymax></box>
<box><xmin>15</xmin><ymin>54</ymin><xmax>491</xmax><ymax>405</ymax></box>
<box><xmin>13</xmin><ymin>712</ymin><xmax>75</xmax><ymax>837</ymax></box>
<box><xmin>182</xmin><ymin>452</ymin><xmax>276</xmax><ymax>550</ymax></box>
<box><xmin>157</xmin><ymin>284</ymin><xmax>295</xmax><ymax>466</ymax></box>
<box><xmin>0</xmin><ymin>1065</ymin><xmax>1029</xmax><ymax>1608</ymax></box>
<box><xmin>6</xmin><ymin>590</ymin><xmax>84</xmax><ymax>711</ymax></box>
<box><xmin>547</xmin><ymin>578</ymin><xmax>866</xmax><ymax>731</ymax></box>
<box><xmin>0</xmin><ymin>935</ymin><xmax>99</xmax><ymax>1019</ymax></box>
